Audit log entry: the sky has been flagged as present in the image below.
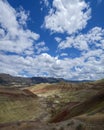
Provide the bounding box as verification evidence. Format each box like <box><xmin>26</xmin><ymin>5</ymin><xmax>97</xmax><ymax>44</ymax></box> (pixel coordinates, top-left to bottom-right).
<box><xmin>0</xmin><ymin>0</ymin><xmax>104</xmax><ymax>80</ymax></box>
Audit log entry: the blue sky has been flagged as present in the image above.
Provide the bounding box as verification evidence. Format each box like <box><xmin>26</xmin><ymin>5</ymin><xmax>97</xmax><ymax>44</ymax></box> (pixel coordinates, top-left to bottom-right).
<box><xmin>0</xmin><ymin>0</ymin><xmax>104</xmax><ymax>80</ymax></box>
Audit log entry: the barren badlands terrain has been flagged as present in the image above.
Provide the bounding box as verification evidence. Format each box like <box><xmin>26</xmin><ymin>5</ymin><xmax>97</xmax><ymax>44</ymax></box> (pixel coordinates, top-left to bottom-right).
<box><xmin>0</xmin><ymin>74</ymin><xmax>104</xmax><ymax>130</ymax></box>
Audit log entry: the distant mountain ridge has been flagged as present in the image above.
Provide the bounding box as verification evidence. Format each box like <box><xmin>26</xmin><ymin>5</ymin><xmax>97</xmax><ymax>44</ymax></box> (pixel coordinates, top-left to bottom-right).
<box><xmin>0</xmin><ymin>73</ymin><xmax>65</xmax><ymax>87</ymax></box>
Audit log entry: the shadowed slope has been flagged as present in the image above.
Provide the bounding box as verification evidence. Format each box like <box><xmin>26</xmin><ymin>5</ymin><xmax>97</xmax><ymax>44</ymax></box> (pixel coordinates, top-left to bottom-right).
<box><xmin>49</xmin><ymin>88</ymin><xmax>104</xmax><ymax>123</ymax></box>
<box><xmin>0</xmin><ymin>87</ymin><xmax>37</xmax><ymax>98</ymax></box>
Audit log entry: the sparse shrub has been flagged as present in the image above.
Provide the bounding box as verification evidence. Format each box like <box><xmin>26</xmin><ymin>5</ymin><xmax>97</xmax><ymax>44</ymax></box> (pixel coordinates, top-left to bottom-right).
<box><xmin>51</xmin><ymin>127</ymin><xmax>57</xmax><ymax>130</ymax></box>
<box><xmin>16</xmin><ymin>122</ymin><xmax>21</xmax><ymax>126</ymax></box>
<box><xmin>67</xmin><ymin>120</ymin><xmax>74</xmax><ymax>126</ymax></box>
<box><xmin>76</xmin><ymin>123</ymin><xmax>83</xmax><ymax>130</ymax></box>
<box><xmin>59</xmin><ymin>126</ymin><xmax>64</xmax><ymax>130</ymax></box>
<box><xmin>67</xmin><ymin>123</ymin><xmax>71</xmax><ymax>126</ymax></box>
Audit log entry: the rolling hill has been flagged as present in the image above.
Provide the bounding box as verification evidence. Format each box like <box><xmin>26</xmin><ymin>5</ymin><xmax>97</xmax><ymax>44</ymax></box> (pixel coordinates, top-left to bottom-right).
<box><xmin>0</xmin><ymin>87</ymin><xmax>50</xmax><ymax>123</ymax></box>
<box><xmin>49</xmin><ymin>88</ymin><xmax>104</xmax><ymax>123</ymax></box>
<box><xmin>0</xmin><ymin>74</ymin><xmax>104</xmax><ymax>130</ymax></box>
<box><xmin>0</xmin><ymin>73</ymin><xmax>64</xmax><ymax>87</ymax></box>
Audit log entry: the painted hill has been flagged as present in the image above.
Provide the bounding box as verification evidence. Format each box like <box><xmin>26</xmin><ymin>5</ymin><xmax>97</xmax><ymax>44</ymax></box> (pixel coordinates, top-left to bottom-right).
<box><xmin>49</xmin><ymin>88</ymin><xmax>104</xmax><ymax>123</ymax></box>
<box><xmin>0</xmin><ymin>87</ymin><xmax>50</xmax><ymax>123</ymax></box>
<box><xmin>0</xmin><ymin>76</ymin><xmax>104</xmax><ymax>130</ymax></box>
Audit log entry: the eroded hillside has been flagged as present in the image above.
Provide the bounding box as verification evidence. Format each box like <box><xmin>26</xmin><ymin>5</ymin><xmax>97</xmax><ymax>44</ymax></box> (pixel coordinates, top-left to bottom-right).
<box><xmin>0</xmin><ymin>77</ymin><xmax>104</xmax><ymax>130</ymax></box>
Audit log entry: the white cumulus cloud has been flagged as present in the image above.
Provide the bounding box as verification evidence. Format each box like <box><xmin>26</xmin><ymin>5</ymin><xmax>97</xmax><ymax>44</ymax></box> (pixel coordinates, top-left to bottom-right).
<box><xmin>0</xmin><ymin>0</ymin><xmax>103</xmax><ymax>81</ymax></box>
<box><xmin>43</xmin><ymin>0</ymin><xmax>91</xmax><ymax>34</ymax></box>
<box><xmin>0</xmin><ymin>51</ymin><xmax>104</xmax><ymax>80</ymax></box>
<box><xmin>35</xmin><ymin>41</ymin><xmax>49</xmax><ymax>54</ymax></box>
<box><xmin>0</xmin><ymin>0</ymin><xmax>39</xmax><ymax>55</ymax></box>
<box><xmin>58</xmin><ymin>27</ymin><xmax>104</xmax><ymax>51</ymax></box>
